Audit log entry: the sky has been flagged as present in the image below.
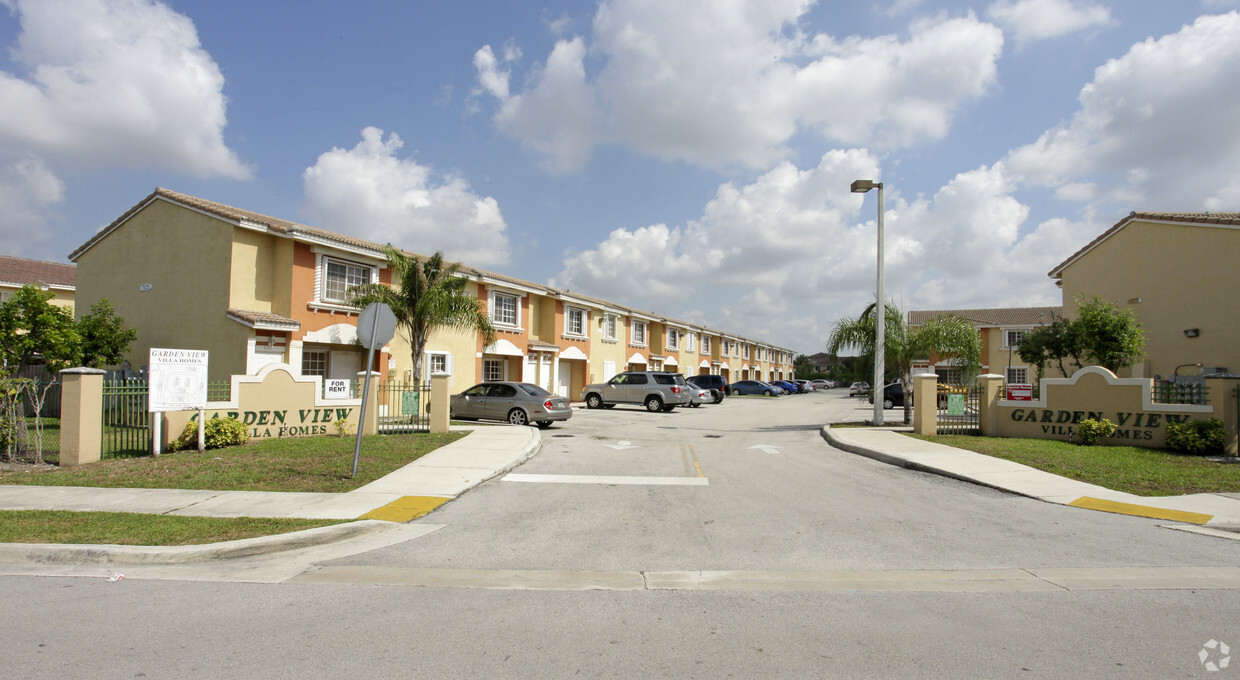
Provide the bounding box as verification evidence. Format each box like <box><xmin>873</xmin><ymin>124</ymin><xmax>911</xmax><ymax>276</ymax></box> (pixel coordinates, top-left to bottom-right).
<box><xmin>3</xmin><ymin>0</ymin><xmax>1239</xmax><ymax>356</ymax></box>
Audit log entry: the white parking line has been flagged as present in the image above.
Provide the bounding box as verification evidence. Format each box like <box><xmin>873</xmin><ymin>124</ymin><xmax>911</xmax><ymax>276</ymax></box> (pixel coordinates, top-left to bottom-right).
<box><xmin>503</xmin><ymin>473</ymin><xmax>709</xmax><ymax>486</ymax></box>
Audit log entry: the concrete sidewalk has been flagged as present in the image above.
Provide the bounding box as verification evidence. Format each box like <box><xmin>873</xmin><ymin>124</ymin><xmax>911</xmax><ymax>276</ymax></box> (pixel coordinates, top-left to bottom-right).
<box><xmin>823</xmin><ymin>425</ymin><xmax>1240</xmax><ymax>530</ymax></box>
<box><xmin>0</xmin><ymin>425</ymin><xmax>539</xmax><ymax>522</ymax></box>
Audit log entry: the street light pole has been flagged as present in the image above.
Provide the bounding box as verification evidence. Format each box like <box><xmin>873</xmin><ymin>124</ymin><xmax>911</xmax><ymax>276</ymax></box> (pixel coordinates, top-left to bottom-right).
<box><xmin>851</xmin><ymin>179</ymin><xmax>885</xmax><ymax>426</ymax></box>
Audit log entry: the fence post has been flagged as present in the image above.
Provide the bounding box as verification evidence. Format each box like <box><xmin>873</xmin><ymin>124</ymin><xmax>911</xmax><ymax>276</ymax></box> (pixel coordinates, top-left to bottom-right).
<box><xmin>912</xmin><ymin>373</ymin><xmax>938</xmax><ymax>435</ymax></box>
<box><xmin>976</xmin><ymin>374</ymin><xmax>1005</xmax><ymax>437</ymax></box>
<box><xmin>59</xmin><ymin>367</ymin><xmax>105</xmax><ymax>467</ymax></box>
<box><xmin>1205</xmin><ymin>374</ymin><xmax>1240</xmax><ymax>456</ymax></box>
<box><xmin>430</xmin><ymin>374</ymin><xmax>451</xmax><ymax>434</ymax></box>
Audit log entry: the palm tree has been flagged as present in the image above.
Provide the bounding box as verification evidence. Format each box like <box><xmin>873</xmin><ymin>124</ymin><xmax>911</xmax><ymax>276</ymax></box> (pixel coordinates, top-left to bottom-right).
<box><xmin>826</xmin><ymin>302</ymin><xmax>980</xmax><ymax>424</ymax></box>
<box><xmin>351</xmin><ymin>245</ymin><xmax>495</xmax><ymax>383</ymax></box>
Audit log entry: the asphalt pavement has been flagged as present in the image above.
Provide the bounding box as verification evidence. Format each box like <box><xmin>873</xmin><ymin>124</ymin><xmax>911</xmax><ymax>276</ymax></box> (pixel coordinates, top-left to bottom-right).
<box><xmin>4</xmin><ymin>413</ymin><xmax>1240</xmax><ymax>566</ymax></box>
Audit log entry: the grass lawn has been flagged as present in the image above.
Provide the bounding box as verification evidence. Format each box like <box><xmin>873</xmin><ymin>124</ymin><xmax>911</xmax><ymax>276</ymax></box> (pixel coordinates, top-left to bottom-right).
<box><xmin>0</xmin><ymin>432</ymin><xmax>465</xmax><ymax>492</ymax></box>
<box><xmin>910</xmin><ymin>433</ymin><xmax>1240</xmax><ymax>496</ymax></box>
<box><xmin>0</xmin><ymin>431</ymin><xmax>465</xmax><ymax>545</ymax></box>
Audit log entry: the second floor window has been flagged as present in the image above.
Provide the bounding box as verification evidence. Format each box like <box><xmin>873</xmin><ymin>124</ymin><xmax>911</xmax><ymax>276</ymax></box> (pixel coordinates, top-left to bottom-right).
<box><xmin>323</xmin><ymin>259</ymin><xmax>370</xmax><ymax>303</ymax></box>
<box><xmin>632</xmin><ymin>321</ymin><xmax>647</xmax><ymax>345</ymax></box>
<box><xmin>667</xmin><ymin>329</ymin><xmax>680</xmax><ymax>350</ymax></box>
<box><xmin>491</xmin><ymin>292</ymin><xmax>518</xmax><ymax>326</ymax></box>
<box><xmin>1005</xmin><ymin>330</ymin><xmax>1025</xmax><ymax>348</ymax></box>
<box><xmin>604</xmin><ymin>314</ymin><xmax>618</xmax><ymax>340</ymax></box>
<box><xmin>702</xmin><ymin>336</ymin><xmax>711</xmax><ymax>354</ymax></box>
<box><xmin>566</xmin><ymin>308</ymin><xmax>585</xmax><ymax>336</ymax></box>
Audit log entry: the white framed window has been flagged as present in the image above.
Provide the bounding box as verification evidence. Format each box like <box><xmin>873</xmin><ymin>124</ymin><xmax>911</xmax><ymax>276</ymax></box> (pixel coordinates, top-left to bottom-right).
<box><xmin>322</xmin><ymin>258</ymin><xmax>372</xmax><ymax>304</ymax></box>
<box><xmin>565</xmin><ymin>307</ymin><xmax>586</xmax><ymax>337</ymax></box>
<box><xmin>1004</xmin><ymin>329</ymin><xmax>1025</xmax><ymax>348</ymax></box>
<box><xmin>685</xmin><ymin>332</ymin><xmax>695</xmax><ymax>353</ymax></box>
<box><xmin>701</xmin><ymin>336</ymin><xmax>711</xmax><ymax>355</ymax></box>
<box><xmin>1006</xmin><ymin>366</ymin><xmax>1028</xmax><ymax>384</ymax></box>
<box><xmin>721</xmin><ymin>340</ymin><xmax>730</xmax><ymax>358</ymax></box>
<box><xmin>484</xmin><ymin>359</ymin><xmax>505</xmax><ymax>381</ymax></box>
<box><xmin>427</xmin><ymin>352</ymin><xmax>453</xmax><ymax>377</ymax></box>
<box><xmin>302</xmin><ymin>349</ymin><xmax>328</xmax><ymax>377</ymax></box>
<box><xmin>743</xmin><ymin>345</ymin><xmax>751</xmax><ymax>360</ymax></box>
<box><xmin>667</xmin><ymin>328</ymin><xmax>680</xmax><ymax>350</ymax></box>
<box><xmin>604</xmin><ymin>314</ymin><xmax>618</xmax><ymax>341</ymax></box>
<box><xmin>631</xmin><ymin>320</ymin><xmax>647</xmax><ymax>346</ymax></box>
<box><xmin>489</xmin><ymin>291</ymin><xmax>520</xmax><ymax>327</ymax></box>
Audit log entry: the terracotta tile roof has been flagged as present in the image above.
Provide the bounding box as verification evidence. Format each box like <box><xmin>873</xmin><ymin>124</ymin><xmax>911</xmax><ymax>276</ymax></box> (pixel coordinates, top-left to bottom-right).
<box><xmin>1048</xmin><ymin>211</ymin><xmax>1240</xmax><ymax>278</ymax></box>
<box><xmin>908</xmin><ymin>306</ymin><xmax>1062</xmax><ymax>327</ymax></box>
<box><xmin>0</xmin><ymin>255</ymin><xmax>76</xmax><ymax>288</ymax></box>
<box><xmin>227</xmin><ymin>308</ymin><xmax>300</xmax><ymax>330</ymax></box>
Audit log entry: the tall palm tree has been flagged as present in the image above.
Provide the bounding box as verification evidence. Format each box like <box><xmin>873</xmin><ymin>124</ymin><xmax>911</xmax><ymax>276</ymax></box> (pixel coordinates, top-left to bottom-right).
<box><xmin>351</xmin><ymin>245</ymin><xmax>495</xmax><ymax>383</ymax></box>
<box><xmin>826</xmin><ymin>302</ymin><xmax>980</xmax><ymax>424</ymax></box>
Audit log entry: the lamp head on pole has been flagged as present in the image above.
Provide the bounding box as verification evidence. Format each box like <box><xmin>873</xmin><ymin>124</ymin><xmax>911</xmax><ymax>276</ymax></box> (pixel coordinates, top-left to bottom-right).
<box><xmin>851</xmin><ymin>179</ymin><xmax>882</xmax><ymax>194</ymax></box>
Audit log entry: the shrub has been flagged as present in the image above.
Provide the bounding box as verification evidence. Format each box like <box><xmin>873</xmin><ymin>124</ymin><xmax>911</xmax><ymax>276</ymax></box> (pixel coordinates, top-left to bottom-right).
<box><xmin>1076</xmin><ymin>418</ymin><xmax>1115</xmax><ymax>446</ymax></box>
<box><xmin>1166</xmin><ymin>418</ymin><xmax>1226</xmax><ymax>455</ymax></box>
<box><xmin>169</xmin><ymin>417</ymin><xmax>250</xmax><ymax>451</ymax></box>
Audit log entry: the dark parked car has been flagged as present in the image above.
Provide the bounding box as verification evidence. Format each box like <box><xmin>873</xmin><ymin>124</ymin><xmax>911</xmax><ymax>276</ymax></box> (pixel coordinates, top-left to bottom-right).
<box><xmin>450</xmin><ymin>381</ymin><xmax>573</xmax><ymax>429</ymax></box>
<box><xmin>771</xmin><ymin>380</ymin><xmax>798</xmax><ymax>394</ymax></box>
<box><xmin>868</xmin><ymin>381</ymin><xmax>905</xmax><ymax>409</ymax></box>
<box><xmin>729</xmin><ymin>380</ymin><xmax>780</xmax><ymax>396</ymax></box>
<box><xmin>686</xmin><ymin>375</ymin><xmax>728</xmax><ymax>403</ymax></box>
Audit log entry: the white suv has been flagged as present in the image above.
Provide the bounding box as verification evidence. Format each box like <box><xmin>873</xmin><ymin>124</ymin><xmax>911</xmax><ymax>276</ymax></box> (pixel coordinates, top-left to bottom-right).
<box><xmin>581</xmin><ymin>371</ymin><xmax>692</xmax><ymax>412</ymax></box>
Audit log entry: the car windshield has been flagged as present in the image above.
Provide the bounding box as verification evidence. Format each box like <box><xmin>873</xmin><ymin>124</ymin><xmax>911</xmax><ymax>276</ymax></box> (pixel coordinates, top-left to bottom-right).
<box><xmin>517</xmin><ymin>383</ymin><xmax>551</xmax><ymax>396</ymax></box>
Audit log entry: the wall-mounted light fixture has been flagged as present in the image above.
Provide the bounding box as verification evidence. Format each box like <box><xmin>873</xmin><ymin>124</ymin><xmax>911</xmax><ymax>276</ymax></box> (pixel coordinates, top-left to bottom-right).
<box><xmin>1184</xmin><ymin>328</ymin><xmax>1200</xmax><ymax>338</ymax></box>
<box><xmin>1127</xmin><ymin>297</ymin><xmax>1142</xmax><ymax>304</ymax></box>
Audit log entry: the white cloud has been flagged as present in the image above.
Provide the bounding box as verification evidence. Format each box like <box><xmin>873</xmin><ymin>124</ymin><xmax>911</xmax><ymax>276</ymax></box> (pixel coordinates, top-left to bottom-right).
<box><xmin>0</xmin><ymin>154</ymin><xmax>64</xmax><ymax>254</ymax></box>
<box><xmin>987</xmin><ymin>0</ymin><xmax>1113</xmax><ymax>44</ymax></box>
<box><xmin>301</xmin><ymin>127</ymin><xmax>511</xmax><ymax>268</ymax></box>
<box><xmin>0</xmin><ymin>0</ymin><xmax>249</xmax><ymax>178</ymax></box>
<box><xmin>475</xmin><ymin>1</ymin><xmax>1002</xmax><ymax>172</ymax></box>
<box><xmin>1006</xmin><ymin>11</ymin><xmax>1240</xmax><ymax>209</ymax></box>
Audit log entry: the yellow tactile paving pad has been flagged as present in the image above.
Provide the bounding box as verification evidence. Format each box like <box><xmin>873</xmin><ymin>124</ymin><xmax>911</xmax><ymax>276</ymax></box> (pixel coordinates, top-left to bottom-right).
<box><xmin>1069</xmin><ymin>497</ymin><xmax>1213</xmax><ymax>524</ymax></box>
<box><xmin>360</xmin><ymin>496</ymin><xmax>450</xmax><ymax>522</ymax></box>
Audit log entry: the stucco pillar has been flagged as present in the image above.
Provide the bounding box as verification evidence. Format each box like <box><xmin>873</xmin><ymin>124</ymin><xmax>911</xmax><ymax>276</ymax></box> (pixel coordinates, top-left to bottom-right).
<box><xmin>912</xmin><ymin>373</ymin><xmax>938</xmax><ymax>435</ymax></box>
<box><xmin>358</xmin><ymin>371</ymin><xmax>381</xmax><ymax>436</ymax></box>
<box><xmin>1206</xmin><ymin>374</ymin><xmax>1240</xmax><ymax>456</ymax></box>
<box><xmin>58</xmin><ymin>367</ymin><xmax>105</xmax><ymax>467</ymax></box>
<box><xmin>430</xmin><ymin>374</ymin><xmax>451</xmax><ymax>434</ymax></box>
<box><xmin>977</xmin><ymin>374</ymin><xmax>1005</xmax><ymax>437</ymax></box>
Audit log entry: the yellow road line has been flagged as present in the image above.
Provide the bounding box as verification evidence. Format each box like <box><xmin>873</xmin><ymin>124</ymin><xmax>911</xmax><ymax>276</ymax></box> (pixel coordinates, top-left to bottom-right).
<box><xmin>1069</xmin><ymin>497</ymin><xmax>1213</xmax><ymax>524</ymax></box>
<box><xmin>360</xmin><ymin>496</ymin><xmax>450</xmax><ymax>522</ymax></box>
<box><xmin>681</xmin><ymin>443</ymin><xmax>705</xmax><ymax>478</ymax></box>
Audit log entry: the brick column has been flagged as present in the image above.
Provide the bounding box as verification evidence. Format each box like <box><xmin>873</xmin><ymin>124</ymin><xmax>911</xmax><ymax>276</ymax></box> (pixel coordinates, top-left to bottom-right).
<box><xmin>977</xmin><ymin>374</ymin><xmax>1005</xmax><ymax>437</ymax></box>
<box><xmin>912</xmin><ymin>373</ymin><xmax>938</xmax><ymax>435</ymax></box>
<box><xmin>430</xmin><ymin>374</ymin><xmax>451</xmax><ymax>434</ymax></box>
<box><xmin>1206</xmin><ymin>374</ymin><xmax>1240</xmax><ymax>456</ymax></box>
<box><xmin>58</xmin><ymin>367</ymin><xmax>105</xmax><ymax>467</ymax></box>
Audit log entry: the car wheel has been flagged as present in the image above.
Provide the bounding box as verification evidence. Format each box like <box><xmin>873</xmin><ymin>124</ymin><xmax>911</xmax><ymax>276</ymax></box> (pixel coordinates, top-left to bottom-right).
<box><xmin>689</xmin><ymin>402</ymin><xmax>700</xmax><ymax>408</ymax></box>
<box><xmin>713</xmin><ymin>394</ymin><xmax>724</xmax><ymax>404</ymax></box>
<box><xmin>883</xmin><ymin>398</ymin><xmax>894</xmax><ymax>409</ymax></box>
<box><xmin>730</xmin><ymin>388</ymin><xmax>741</xmax><ymax>396</ymax></box>
<box><xmin>586</xmin><ymin>394</ymin><xmax>603</xmax><ymax>409</ymax></box>
<box><xmin>662</xmin><ymin>405</ymin><xmax>676</xmax><ymax>412</ymax></box>
<box><xmin>508</xmin><ymin>408</ymin><xmax>529</xmax><ymax>426</ymax></box>
<box><xmin>536</xmin><ymin>421</ymin><xmax>552</xmax><ymax>430</ymax></box>
<box><xmin>764</xmin><ymin>389</ymin><xmax>773</xmax><ymax>396</ymax></box>
<box><xmin>645</xmin><ymin>395</ymin><xmax>663</xmax><ymax>412</ymax></box>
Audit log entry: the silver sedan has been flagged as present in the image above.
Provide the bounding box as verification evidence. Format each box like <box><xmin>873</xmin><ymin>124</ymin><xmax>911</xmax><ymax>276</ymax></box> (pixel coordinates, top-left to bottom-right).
<box><xmin>449</xmin><ymin>381</ymin><xmax>573</xmax><ymax>429</ymax></box>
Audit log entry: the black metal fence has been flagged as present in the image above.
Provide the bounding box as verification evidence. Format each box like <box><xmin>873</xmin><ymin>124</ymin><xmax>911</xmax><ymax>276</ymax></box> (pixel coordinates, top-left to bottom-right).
<box><xmin>356</xmin><ymin>380</ymin><xmax>432</xmax><ymax>434</ymax></box>
<box><xmin>102</xmin><ymin>378</ymin><xmax>152</xmax><ymax>458</ymax></box>
<box><xmin>935</xmin><ymin>383</ymin><xmax>982</xmax><ymax>435</ymax></box>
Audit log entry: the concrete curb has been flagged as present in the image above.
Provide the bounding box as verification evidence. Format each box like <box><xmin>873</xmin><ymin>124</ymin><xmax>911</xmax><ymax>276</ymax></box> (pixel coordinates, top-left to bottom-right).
<box><xmin>0</xmin><ymin>520</ymin><xmax>400</xmax><ymax>565</ymax></box>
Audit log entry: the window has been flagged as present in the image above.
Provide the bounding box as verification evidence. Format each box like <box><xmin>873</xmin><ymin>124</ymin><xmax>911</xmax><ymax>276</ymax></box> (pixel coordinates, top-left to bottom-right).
<box><xmin>1004</xmin><ymin>329</ymin><xmax>1025</xmax><ymax>348</ymax></box>
<box><xmin>743</xmin><ymin>345</ymin><xmax>751</xmax><ymax>360</ymax></box>
<box><xmin>427</xmin><ymin>352</ymin><xmax>452</xmax><ymax>376</ymax></box>
<box><xmin>490</xmin><ymin>292</ymin><xmax>519</xmax><ymax>326</ymax></box>
<box><xmin>631</xmin><ymin>321</ymin><xmax>647</xmax><ymax>345</ymax></box>
<box><xmin>604</xmin><ymin>314</ymin><xmax>618</xmax><ymax>341</ymax></box>
<box><xmin>565</xmin><ymin>307</ymin><xmax>586</xmax><ymax>336</ymax></box>
<box><xmin>322</xmin><ymin>259</ymin><xmax>371</xmax><ymax>303</ymax></box>
<box><xmin>302</xmin><ymin>349</ymin><xmax>327</xmax><ymax>377</ymax></box>
<box><xmin>701</xmin><ymin>336</ymin><xmax>711</xmax><ymax>355</ymax></box>
<box><xmin>484</xmin><ymin>359</ymin><xmax>504</xmax><ymax>381</ymax></box>
<box><xmin>721</xmin><ymin>340</ymin><xmax>730</xmax><ymax>357</ymax></box>
<box><xmin>1007</xmin><ymin>367</ymin><xmax>1028</xmax><ymax>384</ymax></box>
<box><xmin>667</xmin><ymin>328</ymin><xmax>680</xmax><ymax>350</ymax></box>
<box><xmin>685</xmin><ymin>332</ymin><xmax>695</xmax><ymax>353</ymax></box>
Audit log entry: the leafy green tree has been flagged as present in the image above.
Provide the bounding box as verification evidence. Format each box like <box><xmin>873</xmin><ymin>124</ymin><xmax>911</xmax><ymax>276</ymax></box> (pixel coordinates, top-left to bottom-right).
<box><xmin>827</xmin><ymin>302</ymin><xmax>981</xmax><ymax>424</ymax></box>
<box><xmin>1018</xmin><ymin>296</ymin><xmax>1144</xmax><ymax>378</ymax></box>
<box><xmin>793</xmin><ymin>354</ymin><xmax>816</xmax><ymax>378</ymax></box>
<box><xmin>0</xmin><ymin>285</ymin><xmax>80</xmax><ymax>374</ymax></box>
<box><xmin>350</xmin><ymin>246</ymin><xmax>496</xmax><ymax>382</ymax></box>
<box><xmin>77</xmin><ymin>299</ymin><xmax>139</xmax><ymax>368</ymax></box>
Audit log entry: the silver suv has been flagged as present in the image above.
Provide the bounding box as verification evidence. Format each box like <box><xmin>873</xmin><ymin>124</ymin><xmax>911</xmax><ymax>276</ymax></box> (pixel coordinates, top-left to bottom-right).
<box><xmin>581</xmin><ymin>371</ymin><xmax>692</xmax><ymax>412</ymax></box>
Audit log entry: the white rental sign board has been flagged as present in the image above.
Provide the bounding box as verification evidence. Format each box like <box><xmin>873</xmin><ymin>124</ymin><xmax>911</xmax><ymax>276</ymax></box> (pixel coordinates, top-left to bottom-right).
<box><xmin>325</xmin><ymin>379</ymin><xmax>351</xmax><ymax>399</ymax></box>
<box><xmin>149</xmin><ymin>348</ymin><xmax>209</xmax><ymax>412</ymax></box>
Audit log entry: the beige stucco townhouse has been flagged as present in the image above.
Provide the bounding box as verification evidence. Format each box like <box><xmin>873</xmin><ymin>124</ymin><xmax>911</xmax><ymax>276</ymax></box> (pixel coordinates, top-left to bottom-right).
<box><xmin>909</xmin><ymin>306</ymin><xmax>1062</xmax><ymax>384</ymax></box>
<box><xmin>0</xmin><ymin>255</ymin><xmax>75</xmax><ymax>311</ymax></box>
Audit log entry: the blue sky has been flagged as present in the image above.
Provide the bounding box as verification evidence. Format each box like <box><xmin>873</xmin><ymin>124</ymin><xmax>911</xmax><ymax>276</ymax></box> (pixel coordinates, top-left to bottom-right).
<box><xmin>3</xmin><ymin>0</ymin><xmax>1239</xmax><ymax>355</ymax></box>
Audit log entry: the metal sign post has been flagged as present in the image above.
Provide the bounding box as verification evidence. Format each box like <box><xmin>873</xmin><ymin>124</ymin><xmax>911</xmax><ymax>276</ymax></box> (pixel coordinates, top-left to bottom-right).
<box><xmin>352</xmin><ymin>302</ymin><xmax>398</xmax><ymax>477</ymax></box>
